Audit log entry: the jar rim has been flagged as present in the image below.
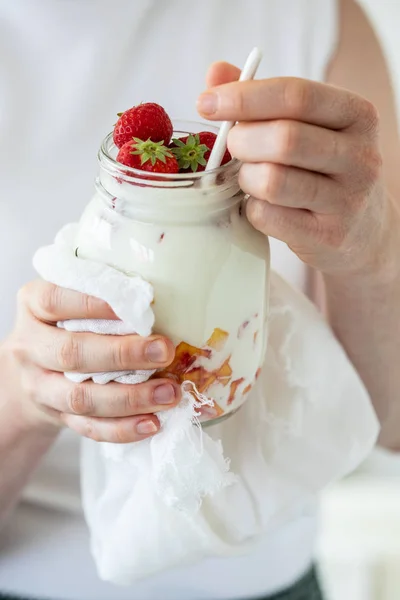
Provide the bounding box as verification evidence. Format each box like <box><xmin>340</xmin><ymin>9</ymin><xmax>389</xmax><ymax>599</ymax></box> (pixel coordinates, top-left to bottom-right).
<box><xmin>98</xmin><ymin>121</ymin><xmax>240</xmax><ymax>185</ymax></box>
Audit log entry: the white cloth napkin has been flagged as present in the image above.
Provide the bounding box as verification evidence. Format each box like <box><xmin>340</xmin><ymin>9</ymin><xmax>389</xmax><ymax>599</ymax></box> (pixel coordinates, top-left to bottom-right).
<box><xmin>33</xmin><ymin>224</ymin><xmax>379</xmax><ymax>585</ymax></box>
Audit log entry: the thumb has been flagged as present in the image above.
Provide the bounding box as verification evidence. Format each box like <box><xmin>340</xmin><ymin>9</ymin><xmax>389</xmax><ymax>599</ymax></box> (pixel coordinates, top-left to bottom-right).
<box><xmin>205</xmin><ymin>61</ymin><xmax>241</xmax><ymax>89</ymax></box>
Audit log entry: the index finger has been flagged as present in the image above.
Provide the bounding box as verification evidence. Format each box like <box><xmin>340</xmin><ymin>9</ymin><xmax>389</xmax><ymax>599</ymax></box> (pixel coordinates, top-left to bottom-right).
<box><xmin>197</xmin><ymin>77</ymin><xmax>378</xmax><ymax>133</ymax></box>
<box><xmin>21</xmin><ymin>280</ymin><xmax>117</xmax><ymax>323</ymax></box>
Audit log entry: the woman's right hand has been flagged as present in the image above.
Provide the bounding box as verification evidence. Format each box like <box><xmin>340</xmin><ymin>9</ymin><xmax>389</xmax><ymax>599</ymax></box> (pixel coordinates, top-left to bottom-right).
<box><xmin>3</xmin><ymin>280</ymin><xmax>180</xmax><ymax>443</ymax></box>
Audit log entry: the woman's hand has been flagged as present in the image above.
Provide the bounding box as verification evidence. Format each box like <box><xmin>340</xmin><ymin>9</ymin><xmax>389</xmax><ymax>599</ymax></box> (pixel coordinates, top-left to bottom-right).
<box><xmin>198</xmin><ymin>64</ymin><xmax>398</xmax><ymax>279</ymax></box>
<box><xmin>198</xmin><ymin>54</ymin><xmax>400</xmax><ymax>450</ymax></box>
<box><xmin>4</xmin><ymin>280</ymin><xmax>179</xmax><ymax>443</ymax></box>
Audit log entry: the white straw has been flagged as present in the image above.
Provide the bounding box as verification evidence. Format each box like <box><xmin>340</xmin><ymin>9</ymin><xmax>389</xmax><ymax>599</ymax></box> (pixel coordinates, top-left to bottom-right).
<box><xmin>205</xmin><ymin>47</ymin><xmax>263</xmax><ymax>172</ymax></box>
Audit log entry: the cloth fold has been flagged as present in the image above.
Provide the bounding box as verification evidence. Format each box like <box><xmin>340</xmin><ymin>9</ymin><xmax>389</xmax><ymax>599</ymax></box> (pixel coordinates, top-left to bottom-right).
<box><xmin>33</xmin><ymin>224</ymin><xmax>379</xmax><ymax>585</ymax></box>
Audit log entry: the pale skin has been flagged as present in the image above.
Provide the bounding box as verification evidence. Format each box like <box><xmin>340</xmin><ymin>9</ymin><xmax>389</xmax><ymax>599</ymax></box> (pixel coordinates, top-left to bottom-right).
<box><xmin>1</xmin><ymin>0</ymin><xmax>399</xmax><ymax>526</ymax></box>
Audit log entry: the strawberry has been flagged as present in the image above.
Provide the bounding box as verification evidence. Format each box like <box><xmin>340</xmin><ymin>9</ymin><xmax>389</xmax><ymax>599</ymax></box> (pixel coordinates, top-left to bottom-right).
<box><xmin>113</xmin><ymin>102</ymin><xmax>173</xmax><ymax>149</ymax></box>
<box><xmin>116</xmin><ymin>138</ymin><xmax>179</xmax><ymax>174</ymax></box>
<box><xmin>170</xmin><ymin>131</ymin><xmax>232</xmax><ymax>172</ymax></box>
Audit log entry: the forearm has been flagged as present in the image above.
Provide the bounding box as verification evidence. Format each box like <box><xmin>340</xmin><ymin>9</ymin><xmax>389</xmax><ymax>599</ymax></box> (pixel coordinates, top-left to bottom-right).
<box><xmin>323</xmin><ymin>231</ymin><xmax>400</xmax><ymax>450</ymax></box>
<box><xmin>0</xmin><ymin>351</ymin><xmax>59</xmax><ymax>527</ymax></box>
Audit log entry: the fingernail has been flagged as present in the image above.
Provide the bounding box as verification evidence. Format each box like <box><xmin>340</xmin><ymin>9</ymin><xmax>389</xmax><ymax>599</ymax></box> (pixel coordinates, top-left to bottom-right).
<box><xmin>146</xmin><ymin>339</ymin><xmax>168</xmax><ymax>363</ymax></box>
<box><xmin>136</xmin><ymin>419</ymin><xmax>158</xmax><ymax>435</ymax></box>
<box><xmin>153</xmin><ymin>383</ymin><xmax>175</xmax><ymax>405</ymax></box>
<box><xmin>197</xmin><ymin>92</ymin><xmax>218</xmax><ymax>115</ymax></box>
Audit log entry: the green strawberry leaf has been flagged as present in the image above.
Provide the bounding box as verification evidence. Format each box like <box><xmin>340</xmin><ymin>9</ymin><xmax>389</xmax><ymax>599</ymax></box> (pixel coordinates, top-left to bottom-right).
<box><xmin>169</xmin><ymin>134</ymin><xmax>211</xmax><ymax>172</ymax></box>
<box><xmin>130</xmin><ymin>138</ymin><xmax>172</xmax><ymax>168</ymax></box>
<box><xmin>171</xmin><ymin>138</ymin><xmax>186</xmax><ymax>148</ymax></box>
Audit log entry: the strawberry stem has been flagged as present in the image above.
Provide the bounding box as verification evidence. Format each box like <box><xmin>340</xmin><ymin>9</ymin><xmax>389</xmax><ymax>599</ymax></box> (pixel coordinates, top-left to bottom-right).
<box><xmin>130</xmin><ymin>138</ymin><xmax>173</xmax><ymax>166</ymax></box>
<box><xmin>170</xmin><ymin>134</ymin><xmax>210</xmax><ymax>172</ymax></box>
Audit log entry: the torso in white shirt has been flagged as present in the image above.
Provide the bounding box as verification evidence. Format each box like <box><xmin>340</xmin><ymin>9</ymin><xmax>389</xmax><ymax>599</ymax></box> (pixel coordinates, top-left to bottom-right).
<box><xmin>0</xmin><ymin>1</ymin><xmax>337</xmax><ymax>598</ymax></box>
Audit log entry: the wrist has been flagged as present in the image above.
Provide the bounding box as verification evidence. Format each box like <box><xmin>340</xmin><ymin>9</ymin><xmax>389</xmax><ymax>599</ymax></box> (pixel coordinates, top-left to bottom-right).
<box><xmin>325</xmin><ymin>201</ymin><xmax>400</xmax><ymax>295</ymax></box>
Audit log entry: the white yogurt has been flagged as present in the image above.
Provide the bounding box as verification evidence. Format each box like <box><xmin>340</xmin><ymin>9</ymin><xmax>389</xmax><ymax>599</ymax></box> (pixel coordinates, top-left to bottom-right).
<box><xmin>74</xmin><ymin>129</ymin><xmax>270</xmax><ymax>419</ymax></box>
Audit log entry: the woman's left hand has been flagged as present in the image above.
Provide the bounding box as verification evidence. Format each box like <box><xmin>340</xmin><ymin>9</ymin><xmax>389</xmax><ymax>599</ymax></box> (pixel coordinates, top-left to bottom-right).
<box><xmin>198</xmin><ymin>63</ymin><xmax>398</xmax><ymax>277</ymax></box>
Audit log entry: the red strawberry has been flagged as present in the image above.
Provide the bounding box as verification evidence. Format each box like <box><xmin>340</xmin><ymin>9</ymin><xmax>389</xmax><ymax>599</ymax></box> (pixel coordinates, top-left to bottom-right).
<box><xmin>170</xmin><ymin>131</ymin><xmax>232</xmax><ymax>172</ymax></box>
<box><xmin>113</xmin><ymin>103</ymin><xmax>173</xmax><ymax>149</ymax></box>
<box><xmin>116</xmin><ymin>138</ymin><xmax>179</xmax><ymax>174</ymax></box>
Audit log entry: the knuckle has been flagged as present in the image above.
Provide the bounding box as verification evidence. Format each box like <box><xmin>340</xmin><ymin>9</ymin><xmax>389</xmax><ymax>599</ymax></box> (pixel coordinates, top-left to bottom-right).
<box><xmin>7</xmin><ymin>335</ymin><xmax>28</xmax><ymax>364</ymax></box>
<box><xmin>232</xmin><ymin>88</ymin><xmax>246</xmax><ymax>115</ymax></box>
<box><xmin>266</xmin><ymin>164</ymin><xmax>287</xmax><ymax>200</ymax></box>
<box><xmin>123</xmin><ymin>387</ymin><xmax>141</xmax><ymax>415</ymax></box>
<box><xmin>255</xmin><ymin>163</ymin><xmax>286</xmax><ymax>201</ymax></box>
<box><xmin>111</xmin><ymin>339</ymin><xmax>132</xmax><ymax>370</ymax></box>
<box><xmin>364</xmin><ymin>147</ymin><xmax>383</xmax><ymax>183</ymax></box>
<box><xmin>112</xmin><ymin>337</ymin><xmax>145</xmax><ymax>370</ymax></box>
<box><xmin>67</xmin><ymin>384</ymin><xmax>94</xmax><ymax>416</ymax></box>
<box><xmin>266</xmin><ymin>204</ymin><xmax>291</xmax><ymax>233</ymax></box>
<box><xmin>38</xmin><ymin>283</ymin><xmax>62</xmax><ymax>318</ymax></box>
<box><xmin>304</xmin><ymin>173</ymin><xmax>320</xmax><ymax>207</ymax></box>
<box><xmin>351</xmin><ymin>144</ymin><xmax>383</xmax><ymax>185</ymax></box>
<box><xmin>361</xmin><ymin>99</ymin><xmax>380</xmax><ymax>132</ymax></box>
<box><xmin>329</xmin><ymin>133</ymin><xmax>340</xmax><ymax>166</ymax></box>
<box><xmin>57</xmin><ymin>335</ymin><xmax>83</xmax><ymax>371</ymax></box>
<box><xmin>347</xmin><ymin>142</ymin><xmax>362</xmax><ymax>169</ymax></box>
<box><xmin>81</xmin><ymin>293</ymin><xmax>99</xmax><ymax>317</ymax></box>
<box><xmin>319</xmin><ymin>219</ymin><xmax>346</xmax><ymax>249</ymax></box>
<box><xmin>82</xmin><ymin>418</ymin><xmax>101</xmax><ymax>442</ymax></box>
<box><xmin>305</xmin><ymin>212</ymin><xmax>320</xmax><ymax>237</ymax></box>
<box><xmin>17</xmin><ymin>283</ymin><xmax>32</xmax><ymax>307</ymax></box>
<box><xmin>246</xmin><ymin>198</ymin><xmax>267</xmax><ymax>230</ymax></box>
<box><xmin>112</xmin><ymin>423</ymin><xmax>133</xmax><ymax>444</ymax></box>
<box><xmin>276</xmin><ymin>121</ymin><xmax>301</xmax><ymax>161</ymax></box>
<box><xmin>284</xmin><ymin>78</ymin><xmax>312</xmax><ymax>117</ymax></box>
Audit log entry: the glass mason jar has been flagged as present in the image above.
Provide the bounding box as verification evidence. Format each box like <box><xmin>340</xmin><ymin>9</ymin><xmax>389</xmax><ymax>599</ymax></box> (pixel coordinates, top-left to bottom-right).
<box><xmin>74</xmin><ymin>121</ymin><xmax>270</xmax><ymax>423</ymax></box>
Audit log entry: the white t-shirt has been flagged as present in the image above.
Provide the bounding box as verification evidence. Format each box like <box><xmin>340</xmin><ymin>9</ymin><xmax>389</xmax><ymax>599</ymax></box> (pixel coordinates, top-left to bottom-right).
<box><xmin>0</xmin><ymin>1</ymin><xmax>337</xmax><ymax>598</ymax></box>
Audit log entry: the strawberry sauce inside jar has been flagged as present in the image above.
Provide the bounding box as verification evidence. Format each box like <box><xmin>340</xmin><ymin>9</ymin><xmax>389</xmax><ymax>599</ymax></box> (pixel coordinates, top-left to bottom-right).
<box><xmin>74</xmin><ymin>121</ymin><xmax>270</xmax><ymax>423</ymax></box>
